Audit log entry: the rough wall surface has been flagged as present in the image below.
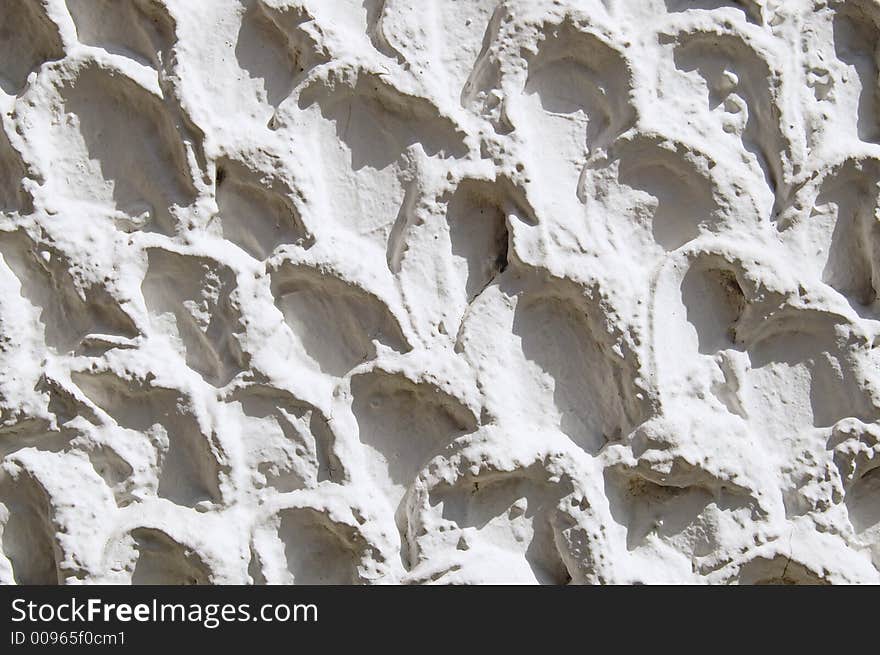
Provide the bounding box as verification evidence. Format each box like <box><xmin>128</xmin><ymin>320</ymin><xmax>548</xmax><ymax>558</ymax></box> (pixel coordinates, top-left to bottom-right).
<box><xmin>1</xmin><ymin>0</ymin><xmax>880</xmax><ymax>585</ymax></box>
